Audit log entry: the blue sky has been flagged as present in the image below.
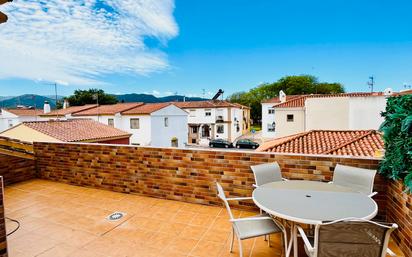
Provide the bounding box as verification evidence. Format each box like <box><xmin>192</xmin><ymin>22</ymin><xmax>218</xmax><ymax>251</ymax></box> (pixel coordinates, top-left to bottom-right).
<box><xmin>1</xmin><ymin>0</ymin><xmax>412</xmax><ymax>97</ymax></box>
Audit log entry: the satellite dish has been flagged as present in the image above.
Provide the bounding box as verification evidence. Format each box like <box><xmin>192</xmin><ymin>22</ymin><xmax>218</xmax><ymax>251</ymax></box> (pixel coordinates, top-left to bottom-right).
<box><xmin>383</xmin><ymin>88</ymin><xmax>393</xmax><ymax>96</ymax></box>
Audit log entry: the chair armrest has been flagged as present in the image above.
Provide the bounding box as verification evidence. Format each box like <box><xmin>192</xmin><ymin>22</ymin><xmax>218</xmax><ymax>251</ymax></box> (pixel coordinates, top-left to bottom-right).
<box><xmin>368</xmin><ymin>192</ymin><xmax>378</xmax><ymax>198</ymax></box>
<box><xmin>297</xmin><ymin>226</ymin><xmax>314</xmax><ymax>252</ymax></box>
<box><xmin>230</xmin><ymin>216</ymin><xmax>272</xmax><ymax>222</ymax></box>
<box><xmin>386</xmin><ymin>248</ymin><xmax>397</xmax><ymax>256</ymax></box>
<box><xmin>252</xmin><ymin>184</ymin><xmax>258</xmax><ymax>188</ymax></box>
<box><xmin>226</xmin><ymin>197</ymin><xmax>253</xmax><ymax>201</ymax></box>
<box><xmin>282</xmin><ymin>178</ymin><xmax>289</xmax><ymax>181</ymax></box>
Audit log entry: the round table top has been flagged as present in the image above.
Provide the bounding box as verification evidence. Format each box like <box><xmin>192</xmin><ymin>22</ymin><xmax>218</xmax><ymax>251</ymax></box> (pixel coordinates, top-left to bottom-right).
<box><xmin>252</xmin><ymin>180</ymin><xmax>378</xmax><ymax>225</ymax></box>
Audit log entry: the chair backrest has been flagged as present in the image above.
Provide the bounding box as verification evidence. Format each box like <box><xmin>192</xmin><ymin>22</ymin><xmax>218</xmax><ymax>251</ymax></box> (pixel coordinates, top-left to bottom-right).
<box><xmin>314</xmin><ymin>219</ymin><xmax>397</xmax><ymax>257</ymax></box>
<box><xmin>215</xmin><ymin>182</ymin><xmax>235</xmax><ymax>220</ymax></box>
<box><xmin>250</xmin><ymin>162</ymin><xmax>282</xmax><ymax>187</ymax></box>
<box><xmin>332</xmin><ymin>164</ymin><xmax>376</xmax><ymax>195</ymax></box>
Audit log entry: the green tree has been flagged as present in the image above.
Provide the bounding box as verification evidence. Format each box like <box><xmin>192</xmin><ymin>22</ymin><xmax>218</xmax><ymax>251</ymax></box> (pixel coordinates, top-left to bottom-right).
<box><xmin>66</xmin><ymin>89</ymin><xmax>118</xmax><ymax>106</ymax></box>
<box><xmin>379</xmin><ymin>95</ymin><xmax>412</xmax><ymax>192</ymax></box>
<box><xmin>227</xmin><ymin>75</ymin><xmax>344</xmax><ymax>123</ymax></box>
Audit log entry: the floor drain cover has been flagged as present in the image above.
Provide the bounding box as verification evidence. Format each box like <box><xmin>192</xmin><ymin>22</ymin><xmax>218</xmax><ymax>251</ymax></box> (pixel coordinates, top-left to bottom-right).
<box><xmin>107</xmin><ymin>212</ymin><xmax>125</xmax><ymax>221</ymax></box>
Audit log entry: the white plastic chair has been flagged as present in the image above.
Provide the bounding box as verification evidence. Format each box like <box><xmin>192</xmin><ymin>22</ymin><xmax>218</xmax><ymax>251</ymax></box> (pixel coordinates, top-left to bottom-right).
<box><xmin>296</xmin><ymin>218</ymin><xmax>398</xmax><ymax>257</ymax></box>
<box><xmin>331</xmin><ymin>164</ymin><xmax>378</xmax><ymax>197</ymax></box>
<box><xmin>216</xmin><ymin>182</ymin><xmax>287</xmax><ymax>257</ymax></box>
<box><xmin>250</xmin><ymin>162</ymin><xmax>287</xmax><ymax>188</ymax></box>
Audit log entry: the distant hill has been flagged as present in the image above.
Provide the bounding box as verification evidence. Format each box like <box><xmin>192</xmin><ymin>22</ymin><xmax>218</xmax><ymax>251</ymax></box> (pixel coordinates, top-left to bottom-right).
<box><xmin>114</xmin><ymin>93</ymin><xmax>207</xmax><ymax>103</ymax></box>
<box><xmin>0</xmin><ymin>94</ymin><xmax>56</xmax><ymax>109</ymax></box>
<box><xmin>0</xmin><ymin>93</ymin><xmax>208</xmax><ymax>109</ymax></box>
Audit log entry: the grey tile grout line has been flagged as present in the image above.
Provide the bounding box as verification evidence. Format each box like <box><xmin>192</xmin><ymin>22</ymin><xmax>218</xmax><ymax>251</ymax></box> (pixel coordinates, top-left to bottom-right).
<box><xmin>187</xmin><ymin>207</ymin><xmax>226</xmax><ymax>257</ymax></box>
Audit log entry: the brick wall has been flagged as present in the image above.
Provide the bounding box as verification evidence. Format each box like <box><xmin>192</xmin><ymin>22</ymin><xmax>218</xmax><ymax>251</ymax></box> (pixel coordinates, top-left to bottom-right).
<box><xmin>0</xmin><ymin>177</ymin><xmax>8</xmax><ymax>257</ymax></box>
<box><xmin>33</xmin><ymin>142</ymin><xmax>387</xmax><ymax>218</ymax></box>
<box><xmin>0</xmin><ymin>154</ymin><xmax>36</xmax><ymax>186</ymax></box>
<box><xmin>387</xmin><ymin>180</ymin><xmax>412</xmax><ymax>257</ymax></box>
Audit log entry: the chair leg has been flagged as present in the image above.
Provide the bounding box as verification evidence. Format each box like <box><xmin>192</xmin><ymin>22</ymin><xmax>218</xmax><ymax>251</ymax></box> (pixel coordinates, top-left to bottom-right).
<box><xmin>238</xmin><ymin>237</ymin><xmax>243</xmax><ymax>257</ymax></box>
<box><xmin>267</xmin><ymin>234</ymin><xmax>270</xmax><ymax>247</ymax></box>
<box><xmin>230</xmin><ymin>228</ymin><xmax>235</xmax><ymax>253</ymax></box>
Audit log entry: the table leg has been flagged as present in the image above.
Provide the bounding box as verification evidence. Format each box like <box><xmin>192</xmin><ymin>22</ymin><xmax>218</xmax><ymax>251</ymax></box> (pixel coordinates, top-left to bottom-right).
<box><xmin>293</xmin><ymin>224</ymin><xmax>298</xmax><ymax>257</ymax></box>
<box><xmin>286</xmin><ymin>222</ymin><xmax>294</xmax><ymax>257</ymax></box>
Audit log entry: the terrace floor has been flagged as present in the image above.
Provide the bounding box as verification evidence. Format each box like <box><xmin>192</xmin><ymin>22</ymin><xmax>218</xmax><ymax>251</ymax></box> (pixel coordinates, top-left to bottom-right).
<box><xmin>4</xmin><ymin>180</ymin><xmax>404</xmax><ymax>257</ymax></box>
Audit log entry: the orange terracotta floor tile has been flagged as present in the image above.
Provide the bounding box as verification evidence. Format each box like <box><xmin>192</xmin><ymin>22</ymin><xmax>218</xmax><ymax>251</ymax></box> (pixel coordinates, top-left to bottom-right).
<box><xmin>3</xmin><ymin>179</ymin><xmax>405</xmax><ymax>257</ymax></box>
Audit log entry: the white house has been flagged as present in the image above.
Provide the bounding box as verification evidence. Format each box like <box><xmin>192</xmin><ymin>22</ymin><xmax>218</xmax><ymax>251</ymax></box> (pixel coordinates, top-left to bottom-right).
<box><xmin>173</xmin><ymin>100</ymin><xmax>251</xmax><ymax>145</ymax></box>
<box><xmin>71</xmin><ymin>102</ymin><xmax>188</xmax><ymax>147</ymax></box>
<box><xmin>261</xmin><ymin>90</ymin><xmax>396</xmax><ymax>139</ymax></box>
<box><xmin>0</xmin><ymin>102</ymin><xmax>52</xmax><ymax>132</ymax></box>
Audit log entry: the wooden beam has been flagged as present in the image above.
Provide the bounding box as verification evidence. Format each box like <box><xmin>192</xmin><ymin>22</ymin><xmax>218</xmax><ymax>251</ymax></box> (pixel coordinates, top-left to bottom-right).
<box><xmin>0</xmin><ymin>148</ymin><xmax>35</xmax><ymax>160</ymax></box>
<box><xmin>0</xmin><ymin>139</ymin><xmax>34</xmax><ymax>153</ymax></box>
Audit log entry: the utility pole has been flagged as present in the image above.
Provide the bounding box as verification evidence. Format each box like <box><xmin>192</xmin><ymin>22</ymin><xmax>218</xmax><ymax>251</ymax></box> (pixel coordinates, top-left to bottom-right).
<box><xmin>92</xmin><ymin>93</ymin><xmax>99</xmax><ymax>122</ymax></box>
<box><xmin>367</xmin><ymin>76</ymin><xmax>375</xmax><ymax>93</ymax></box>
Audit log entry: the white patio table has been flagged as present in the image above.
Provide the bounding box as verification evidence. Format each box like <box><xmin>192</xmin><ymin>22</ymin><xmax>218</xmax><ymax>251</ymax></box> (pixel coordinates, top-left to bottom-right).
<box><xmin>252</xmin><ymin>180</ymin><xmax>378</xmax><ymax>257</ymax></box>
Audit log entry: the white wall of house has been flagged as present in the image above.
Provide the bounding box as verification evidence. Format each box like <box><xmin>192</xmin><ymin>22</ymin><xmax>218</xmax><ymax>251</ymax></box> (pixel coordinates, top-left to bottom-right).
<box><xmin>261</xmin><ymin>103</ymin><xmax>276</xmax><ymax>138</ymax></box>
<box><xmin>73</xmin><ymin>105</ymin><xmax>188</xmax><ymax>147</ymax></box>
<box><xmin>305</xmin><ymin>97</ymin><xmax>350</xmax><ymax>130</ymax></box>
<box><xmin>150</xmin><ymin>105</ymin><xmax>188</xmax><ymax>147</ymax></box>
<box><xmin>348</xmin><ymin>96</ymin><xmax>387</xmax><ymax>130</ymax></box>
<box><xmin>185</xmin><ymin>106</ymin><xmax>246</xmax><ymax>143</ymax></box>
<box><xmin>0</xmin><ymin>110</ymin><xmax>47</xmax><ymax>132</ymax></box>
<box><xmin>118</xmin><ymin>115</ymin><xmax>151</xmax><ymax>145</ymax></box>
<box><xmin>273</xmin><ymin>108</ymin><xmax>305</xmax><ymax>138</ymax></box>
<box><xmin>231</xmin><ymin>108</ymin><xmax>243</xmax><ymax>141</ymax></box>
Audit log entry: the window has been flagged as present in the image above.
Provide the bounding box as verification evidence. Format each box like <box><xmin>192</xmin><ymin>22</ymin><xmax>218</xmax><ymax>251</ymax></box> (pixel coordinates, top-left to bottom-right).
<box><xmin>268</xmin><ymin>108</ymin><xmax>275</xmax><ymax>114</ymax></box>
<box><xmin>189</xmin><ymin>109</ymin><xmax>196</xmax><ymax>117</ymax></box>
<box><xmin>205</xmin><ymin>109</ymin><xmax>211</xmax><ymax>116</ymax></box>
<box><xmin>164</xmin><ymin>117</ymin><xmax>169</xmax><ymax>127</ymax></box>
<box><xmin>108</xmin><ymin>118</ymin><xmax>114</xmax><ymax>127</ymax></box>
<box><xmin>287</xmin><ymin>114</ymin><xmax>294</xmax><ymax>122</ymax></box>
<box><xmin>130</xmin><ymin>118</ymin><xmax>140</xmax><ymax>129</ymax></box>
<box><xmin>267</xmin><ymin>122</ymin><xmax>275</xmax><ymax>132</ymax></box>
<box><xmin>192</xmin><ymin>126</ymin><xmax>198</xmax><ymax>134</ymax></box>
<box><xmin>217</xmin><ymin>125</ymin><xmax>224</xmax><ymax>134</ymax></box>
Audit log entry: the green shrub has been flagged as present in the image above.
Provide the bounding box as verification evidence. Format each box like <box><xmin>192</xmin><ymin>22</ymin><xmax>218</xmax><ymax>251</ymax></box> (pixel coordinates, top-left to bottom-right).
<box><xmin>379</xmin><ymin>94</ymin><xmax>412</xmax><ymax>192</ymax></box>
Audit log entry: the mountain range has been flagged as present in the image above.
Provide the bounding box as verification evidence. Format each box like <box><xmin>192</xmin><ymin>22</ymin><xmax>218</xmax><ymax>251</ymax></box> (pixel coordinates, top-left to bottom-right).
<box><xmin>0</xmin><ymin>94</ymin><xmax>207</xmax><ymax>108</ymax></box>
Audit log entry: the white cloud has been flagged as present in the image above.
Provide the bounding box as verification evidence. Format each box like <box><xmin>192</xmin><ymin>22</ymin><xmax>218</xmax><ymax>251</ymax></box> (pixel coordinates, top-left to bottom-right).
<box><xmin>0</xmin><ymin>0</ymin><xmax>178</xmax><ymax>85</ymax></box>
<box><xmin>151</xmin><ymin>90</ymin><xmax>160</xmax><ymax>96</ymax></box>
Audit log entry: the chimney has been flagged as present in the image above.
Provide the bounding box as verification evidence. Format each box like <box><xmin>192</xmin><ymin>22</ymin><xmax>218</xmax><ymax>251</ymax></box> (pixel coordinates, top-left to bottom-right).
<box><xmin>63</xmin><ymin>99</ymin><xmax>69</xmax><ymax>109</ymax></box>
<box><xmin>279</xmin><ymin>90</ymin><xmax>286</xmax><ymax>103</ymax></box>
<box><xmin>43</xmin><ymin>101</ymin><xmax>51</xmax><ymax>114</ymax></box>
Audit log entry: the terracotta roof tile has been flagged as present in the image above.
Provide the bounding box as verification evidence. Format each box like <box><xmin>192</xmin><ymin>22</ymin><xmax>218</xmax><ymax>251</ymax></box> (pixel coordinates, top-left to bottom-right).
<box><xmin>172</xmin><ymin>100</ymin><xmax>249</xmax><ymax>109</ymax></box>
<box><xmin>261</xmin><ymin>95</ymin><xmax>302</xmax><ymax>104</ymax></box>
<box><xmin>257</xmin><ymin>130</ymin><xmax>384</xmax><ymax>157</ymax></box>
<box><xmin>274</xmin><ymin>96</ymin><xmax>307</xmax><ymax>108</ymax></box>
<box><xmin>273</xmin><ymin>92</ymin><xmax>385</xmax><ymax>109</ymax></box>
<box><xmin>72</xmin><ymin>103</ymin><xmax>143</xmax><ymax>116</ymax></box>
<box><xmin>40</xmin><ymin>104</ymin><xmax>98</xmax><ymax>117</ymax></box>
<box><xmin>3</xmin><ymin>109</ymin><xmax>44</xmax><ymax>116</ymax></box>
<box><xmin>22</xmin><ymin>119</ymin><xmax>131</xmax><ymax>142</ymax></box>
<box><xmin>394</xmin><ymin>89</ymin><xmax>412</xmax><ymax>96</ymax></box>
<box><xmin>122</xmin><ymin>103</ymin><xmax>172</xmax><ymax>115</ymax></box>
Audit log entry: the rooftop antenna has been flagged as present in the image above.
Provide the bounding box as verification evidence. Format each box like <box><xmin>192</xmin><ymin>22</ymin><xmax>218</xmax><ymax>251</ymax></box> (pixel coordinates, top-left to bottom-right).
<box><xmin>40</xmin><ymin>81</ymin><xmax>60</xmax><ymax>119</ymax></box>
<box><xmin>92</xmin><ymin>93</ymin><xmax>99</xmax><ymax>122</ymax></box>
<box><xmin>367</xmin><ymin>76</ymin><xmax>375</xmax><ymax>93</ymax></box>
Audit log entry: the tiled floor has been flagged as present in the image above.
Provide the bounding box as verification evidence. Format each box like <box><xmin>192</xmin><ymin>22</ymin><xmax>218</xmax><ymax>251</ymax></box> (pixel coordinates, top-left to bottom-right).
<box><xmin>4</xmin><ymin>179</ymin><xmax>404</xmax><ymax>257</ymax></box>
<box><xmin>4</xmin><ymin>179</ymin><xmax>283</xmax><ymax>257</ymax></box>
